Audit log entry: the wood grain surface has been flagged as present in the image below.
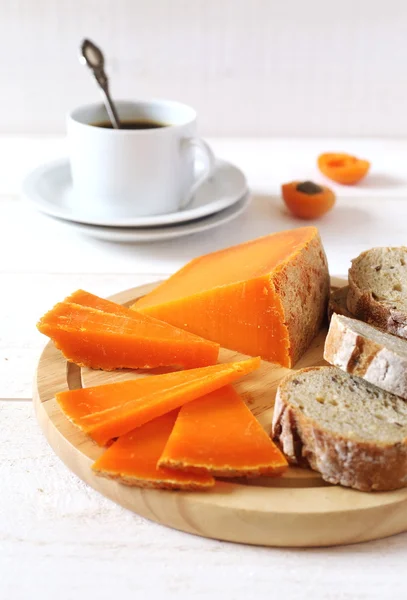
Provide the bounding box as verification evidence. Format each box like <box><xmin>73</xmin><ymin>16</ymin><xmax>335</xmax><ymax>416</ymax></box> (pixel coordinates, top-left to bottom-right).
<box><xmin>33</xmin><ymin>278</ymin><xmax>407</xmax><ymax>547</ymax></box>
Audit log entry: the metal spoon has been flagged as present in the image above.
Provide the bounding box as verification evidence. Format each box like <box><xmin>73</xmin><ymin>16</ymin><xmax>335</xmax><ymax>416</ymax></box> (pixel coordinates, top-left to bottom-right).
<box><xmin>79</xmin><ymin>38</ymin><xmax>121</xmax><ymax>129</ymax></box>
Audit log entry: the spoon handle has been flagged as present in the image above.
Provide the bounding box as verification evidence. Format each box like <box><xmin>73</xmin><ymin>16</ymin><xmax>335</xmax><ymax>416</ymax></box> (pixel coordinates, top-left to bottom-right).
<box><xmin>80</xmin><ymin>39</ymin><xmax>121</xmax><ymax>129</ymax></box>
<box><xmin>99</xmin><ymin>82</ymin><xmax>121</xmax><ymax>130</ymax></box>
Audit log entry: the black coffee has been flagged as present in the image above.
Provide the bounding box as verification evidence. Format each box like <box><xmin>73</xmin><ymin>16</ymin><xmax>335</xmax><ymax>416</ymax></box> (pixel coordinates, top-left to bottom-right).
<box><xmin>92</xmin><ymin>120</ymin><xmax>168</xmax><ymax>130</ymax></box>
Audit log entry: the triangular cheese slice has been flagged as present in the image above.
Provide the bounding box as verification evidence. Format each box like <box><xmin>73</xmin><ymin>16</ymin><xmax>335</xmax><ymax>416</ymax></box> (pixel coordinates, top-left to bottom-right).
<box><xmin>37</xmin><ymin>298</ymin><xmax>219</xmax><ymax>370</ymax></box>
<box><xmin>57</xmin><ymin>356</ymin><xmax>260</xmax><ymax>445</ymax></box>
<box><xmin>159</xmin><ymin>385</ymin><xmax>287</xmax><ymax>477</ymax></box>
<box><xmin>132</xmin><ymin>227</ymin><xmax>329</xmax><ymax>367</ymax></box>
<box><xmin>92</xmin><ymin>411</ymin><xmax>214</xmax><ymax>490</ymax></box>
<box><xmin>64</xmin><ymin>289</ymin><xmax>143</xmax><ymax>317</ymax></box>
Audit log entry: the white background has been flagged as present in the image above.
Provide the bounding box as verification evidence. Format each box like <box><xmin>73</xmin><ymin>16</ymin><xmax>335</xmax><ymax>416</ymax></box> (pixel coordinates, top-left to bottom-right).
<box><xmin>3</xmin><ymin>0</ymin><xmax>407</xmax><ymax>136</ymax></box>
<box><xmin>3</xmin><ymin>3</ymin><xmax>407</xmax><ymax>597</ymax></box>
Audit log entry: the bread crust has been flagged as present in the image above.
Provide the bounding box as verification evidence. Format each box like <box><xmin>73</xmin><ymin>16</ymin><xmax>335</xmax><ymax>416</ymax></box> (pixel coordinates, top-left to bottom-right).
<box><xmin>272</xmin><ymin>367</ymin><xmax>407</xmax><ymax>492</ymax></box>
<box><xmin>324</xmin><ymin>314</ymin><xmax>407</xmax><ymax>400</ymax></box>
<box><xmin>328</xmin><ymin>286</ymin><xmax>352</xmax><ymax>320</ymax></box>
<box><xmin>273</xmin><ymin>231</ymin><xmax>330</xmax><ymax>366</ymax></box>
<box><xmin>347</xmin><ymin>251</ymin><xmax>407</xmax><ymax>339</ymax></box>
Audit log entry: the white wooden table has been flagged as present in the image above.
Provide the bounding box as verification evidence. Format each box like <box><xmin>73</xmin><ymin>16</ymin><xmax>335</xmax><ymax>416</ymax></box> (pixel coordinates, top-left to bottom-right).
<box><xmin>2</xmin><ymin>137</ymin><xmax>407</xmax><ymax>599</ymax></box>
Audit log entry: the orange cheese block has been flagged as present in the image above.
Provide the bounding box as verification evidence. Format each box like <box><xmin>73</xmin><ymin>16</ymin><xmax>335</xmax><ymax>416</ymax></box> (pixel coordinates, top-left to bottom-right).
<box><xmin>159</xmin><ymin>385</ymin><xmax>288</xmax><ymax>477</ymax></box>
<box><xmin>57</xmin><ymin>356</ymin><xmax>261</xmax><ymax>445</ymax></box>
<box><xmin>132</xmin><ymin>227</ymin><xmax>329</xmax><ymax>367</ymax></box>
<box><xmin>37</xmin><ymin>300</ymin><xmax>219</xmax><ymax>370</ymax></box>
<box><xmin>92</xmin><ymin>411</ymin><xmax>215</xmax><ymax>490</ymax></box>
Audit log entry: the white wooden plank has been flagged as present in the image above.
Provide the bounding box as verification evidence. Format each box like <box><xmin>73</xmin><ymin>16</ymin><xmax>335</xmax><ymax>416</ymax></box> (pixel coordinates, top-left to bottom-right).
<box><xmin>0</xmin><ymin>191</ymin><xmax>404</xmax><ymax>275</ymax></box>
<box><xmin>209</xmin><ymin>138</ymin><xmax>407</xmax><ymax>198</ymax></box>
<box><xmin>2</xmin><ymin>137</ymin><xmax>407</xmax><ymax>197</ymax></box>
<box><xmin>1</xmin><ymin>401</ymin><xmax>407</xmax><ymax>600</ymax></box>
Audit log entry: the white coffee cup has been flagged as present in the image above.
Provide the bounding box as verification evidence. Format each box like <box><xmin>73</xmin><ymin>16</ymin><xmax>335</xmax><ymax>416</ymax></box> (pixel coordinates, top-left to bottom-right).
<box><xmin>67</xmin><ymin>100</ymin><xmax>215</xmax><ymax>219</ymax></box>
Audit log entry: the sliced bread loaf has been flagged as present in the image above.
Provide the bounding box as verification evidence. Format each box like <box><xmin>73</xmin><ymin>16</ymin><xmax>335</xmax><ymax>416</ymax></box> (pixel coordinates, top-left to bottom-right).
<box><xmin>324</xmin><ymin>313</ymin><xmax>407</xmax><ymax>400</ymax></box>
<box><xmin>328</xmin><ymin>286</ymin><xmax>352</xmax><ymax>320</ymax></box>
<box><xmin>347</xmin><ymin>247</ymin><xmax>407</xmax><ymax>338</ymax></box>
<box><xmin>272</xmin><ymin>366</ymin><xmax>407</xmax><ymax>491</ymax></box>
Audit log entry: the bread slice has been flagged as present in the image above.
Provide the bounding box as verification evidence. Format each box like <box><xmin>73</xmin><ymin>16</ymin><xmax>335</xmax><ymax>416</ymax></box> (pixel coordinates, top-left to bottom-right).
<box><xmin>324</xmin><ymin>313</ymin><xmax>407</xmax><ymax>400</ymax></box>
<box><xmin>328</xmin><ymin>286</ymin><xmax>352</xmax><ymax>320</ymax></box>
<box><xmin>347</xmin><ymin>247</ymin><xmax>407</xmax><ymax>338</ymax></box>
<box><xmin>272</xmin><ymin>366</ymin><xmax>407</xmax><ymax>491</ymax></box>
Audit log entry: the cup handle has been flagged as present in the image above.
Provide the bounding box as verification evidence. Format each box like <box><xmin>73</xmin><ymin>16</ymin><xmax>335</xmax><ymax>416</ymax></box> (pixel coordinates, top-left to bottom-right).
<box><xmin>180</xmin><ymin>137</ymin><xmax>216</xmax><ymax>209</ymax></box>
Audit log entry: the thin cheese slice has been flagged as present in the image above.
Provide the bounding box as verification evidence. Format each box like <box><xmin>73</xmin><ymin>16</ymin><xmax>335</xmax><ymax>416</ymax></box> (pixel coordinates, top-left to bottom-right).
<box><xmin>159</xmin><ymin>385</ymin><xmax>288</xmax><ymax>477</ymax></box>
<box><xmin>57</xmin><ymin>357</ymin><xmax>261</xmax><ymax>446</ymax></box>
<box><xmin>64</xmin><ymin>289</ymin><xmax>144</xmax><ymax>317</ymax></box>
<box><xmin>132</xmin><ymin>227</ymin><xmax>329</xmax><ymax>367</ymax></box>
<box><xmin>92</xmin><ymin>411</ymin><xmax>215</xmax><ymax>490</ymax></box>
<box><xmin>37</xmin><ymin>299</ymin><xmax>219</xmax><ymax>370</ymax></box>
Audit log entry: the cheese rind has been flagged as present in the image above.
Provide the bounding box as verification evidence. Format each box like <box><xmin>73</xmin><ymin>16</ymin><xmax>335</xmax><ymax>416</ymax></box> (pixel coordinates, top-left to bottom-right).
<box><xmin>158</xmin><ymin>385</ymin><xmax>288</xmax><ymax>477</ymax></box>
<box><xmin>132</xmin><ymin>227</ymin><xmax>329</xmax><ymax>367</ymax></box>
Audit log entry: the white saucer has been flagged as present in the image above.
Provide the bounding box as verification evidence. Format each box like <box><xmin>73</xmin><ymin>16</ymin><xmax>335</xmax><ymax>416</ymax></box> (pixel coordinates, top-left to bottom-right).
<box><xmin>22</xmin><ymin>158</ymin><xmax>248</xmax><ymax>228</ymax></box>
<box><xmin>57</xmin><ymin>193</ymin><xmax>250</xmax><ymax>243</ymax></box>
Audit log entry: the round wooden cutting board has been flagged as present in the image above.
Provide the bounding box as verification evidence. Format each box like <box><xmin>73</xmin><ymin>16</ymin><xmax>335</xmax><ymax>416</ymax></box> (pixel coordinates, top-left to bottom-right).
<box><xmin>33</xmin><ymin>278</ymin><xmax>407</xmax><ymax>547</ymax></box>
